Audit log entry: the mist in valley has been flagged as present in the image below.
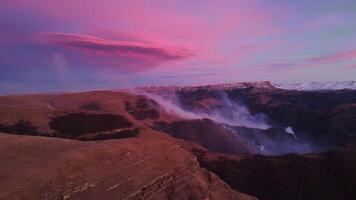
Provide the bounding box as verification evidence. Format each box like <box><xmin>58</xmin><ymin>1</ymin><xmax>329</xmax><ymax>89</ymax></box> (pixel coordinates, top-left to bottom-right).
<box><xmin>140</xmin><ymin>90</ymin><xmax>321</xmax><ymax>155</ymax></box>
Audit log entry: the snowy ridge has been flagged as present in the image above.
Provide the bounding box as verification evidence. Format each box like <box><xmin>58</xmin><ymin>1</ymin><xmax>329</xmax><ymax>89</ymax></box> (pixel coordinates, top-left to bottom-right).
<box><xmin>136</xmin><ymin>81</ymin><xmax>356</xmax><ymax>93</ymax></box>
<box><xmin>274</xmin><ymin>81</ymin><xmax>356</xmax><ymax>91</ymax></box>
<box><xmin>137</xmin><ymin>81</ymin><xmax>276</xmax><ymax>93</ymax></box>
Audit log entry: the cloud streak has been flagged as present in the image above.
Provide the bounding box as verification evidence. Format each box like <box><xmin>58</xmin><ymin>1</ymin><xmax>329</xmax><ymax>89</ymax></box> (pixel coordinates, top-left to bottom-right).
<box><xmin>267</xmin><ymin>49</ymin><xmax>356</xmax><ymax>71</ymax></box>
<box><xmin>160</xmin><ymin>72</ymin><xmax>226</xmax><ymax>79</ymax></box>
<box><xmin>0</xmin><ymin>0</ymin><xmax>355</xmax><ymax>94</ymax></box>
<box><xmin>307</xmin><ymin>49</ymin><xmax>356</xmax><ymax>65</ymax></box>
<box><xmin>37</xmin><ymin>32</ymin><xmax>193</xmax><ymax>62</ymax></box>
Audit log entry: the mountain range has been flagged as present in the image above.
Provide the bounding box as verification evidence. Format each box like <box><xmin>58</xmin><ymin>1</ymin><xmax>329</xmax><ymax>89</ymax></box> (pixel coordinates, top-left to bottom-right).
<box><xmin>0</xmin><ymin>81</ymin><xmax>356</xmax><ymax>200</ymax></box>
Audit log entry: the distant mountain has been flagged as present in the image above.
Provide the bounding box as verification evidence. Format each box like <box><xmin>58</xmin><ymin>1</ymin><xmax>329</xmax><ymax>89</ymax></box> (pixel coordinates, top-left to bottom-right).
<box><xmin>137</xmin><ymin>81</ymin><xmax>277</xmax><ymax>93</ymax></box>
<box><xmin>274</xmin><ymin>81</ymin><xmax>356</xmax><ymax>91</ymax></box>
<box><xmin>141</xmin><ymin>81</ymin><xmax>356</xmax><ymax>154</ymax></box>
<box><xmin>138</xmin><ymin>81</ymin><xmax>356</xmax><ymax>92</ymax></box>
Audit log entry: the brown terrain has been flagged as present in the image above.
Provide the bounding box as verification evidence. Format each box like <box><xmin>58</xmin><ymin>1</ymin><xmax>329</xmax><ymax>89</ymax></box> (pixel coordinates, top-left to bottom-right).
<box><xmin>0</xmin><ymin>91</ymin><xmax>254</xmax><ymax>200</ymax></box>
<box><xmin>1</xmin><ymin>83</ymin><xmax>356</xmax><ymax>200</ymax></box>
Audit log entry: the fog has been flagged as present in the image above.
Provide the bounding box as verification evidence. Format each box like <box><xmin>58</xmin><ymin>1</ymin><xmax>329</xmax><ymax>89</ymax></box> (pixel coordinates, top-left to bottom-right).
<box><xmin>143</xmin><ymin>92</ymin><xmax>202</xmax><ymax>119</ymax></box>
<box><xmin>145</xmin><ymin>91</ymin><xmax>270</xmax><ymax>129</ymax></box>
<box><xmin>139</xmin><ymin>90</ymin><xmax>322</xmax><ymax>155</ymax></box>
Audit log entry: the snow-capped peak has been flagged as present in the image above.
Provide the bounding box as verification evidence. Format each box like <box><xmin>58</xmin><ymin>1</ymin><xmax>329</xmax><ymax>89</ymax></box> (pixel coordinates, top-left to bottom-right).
<box><xmin>136</xmin><ymin>81</ymin><xmax>276</xmax><ymax>93</ymax></box>
<box><xmin>273</xmin><ymin>81</ymin><xmax>356</xmax><ymax>91</ymax></box>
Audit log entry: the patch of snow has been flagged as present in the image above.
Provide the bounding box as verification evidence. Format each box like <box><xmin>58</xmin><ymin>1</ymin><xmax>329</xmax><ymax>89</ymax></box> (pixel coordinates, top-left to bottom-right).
<box><xmin>137</xmin><ymin>81</ymin><xmax>276</xmax><ymax>93</ymax></box>
<box><xmin>274</xmin><ymin>81</ymin><xmax>356</xmax><ymax>91</ymax></box>
<box><xmin>260</xmin><ymin>145</ymin><xmax>265</xmax><ymax>152</ymax></box>
<box><xmin>285</xmin><ymin>127</ymin><xmax>297</xmax><ymax>139</ymax></box>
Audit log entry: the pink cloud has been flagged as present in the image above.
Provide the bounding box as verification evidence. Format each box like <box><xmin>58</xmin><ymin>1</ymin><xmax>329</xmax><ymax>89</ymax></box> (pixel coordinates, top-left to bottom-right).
<box><xmin>262</xmin><ymin>49</ymin><xmax>356</xmax><ymax>72</ymax></box>
<box><xmin>37</xmin><ymin>32</ymin><xmax>193</xmax><ymax>62</ymax></box>
<box><xmin>3</xmin><ymin>0</ymin><xmax>283</xmax><ymax>66</ymax></box>
<box><xmin>343</xmin><ymin>65</ymin><xmax>356</xmax><ymax>70</ymax></box>
<box><xmin>307</xmin><ymin>49</ymin><xmax>356</xmax><ymax>65</ymax></box>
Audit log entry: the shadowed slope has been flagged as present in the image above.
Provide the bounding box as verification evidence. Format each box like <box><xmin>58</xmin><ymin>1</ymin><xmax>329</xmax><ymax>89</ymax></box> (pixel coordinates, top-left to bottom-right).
<box><xmin>192</xmin><ymin>147</ymin><xmax>356</xmax><ymax>200</ymax></box>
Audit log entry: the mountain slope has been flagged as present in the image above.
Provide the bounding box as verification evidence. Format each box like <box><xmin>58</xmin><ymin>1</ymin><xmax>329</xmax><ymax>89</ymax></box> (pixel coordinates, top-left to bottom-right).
<box><xmin>192</xmin><ymin>146</ymin><xmax>356</xmax><ymax>200</ymax></box>
<box><xmin>1</xmin><ymin>83</ymin><xmax>356</xmax><ymax>200</ymax></box>
<box><xmin>0</xmin><ymin>91</ymin><xmax>255</xmax><ymax>200</ymax></box>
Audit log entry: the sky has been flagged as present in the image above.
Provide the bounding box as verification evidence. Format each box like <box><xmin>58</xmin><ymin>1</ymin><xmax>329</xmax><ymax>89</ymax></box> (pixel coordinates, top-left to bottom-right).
<box><xmin>0</xmin><ymin>0</ymin><xmax>356</xmax><ymax>94</ymax></box>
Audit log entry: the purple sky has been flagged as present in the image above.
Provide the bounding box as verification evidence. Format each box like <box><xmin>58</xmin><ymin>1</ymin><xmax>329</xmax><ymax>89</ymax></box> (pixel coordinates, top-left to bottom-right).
<box><xmin>0</xmin><ymin>0</ymin><xmax>356</xmax><ymax>94</ymax></box>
